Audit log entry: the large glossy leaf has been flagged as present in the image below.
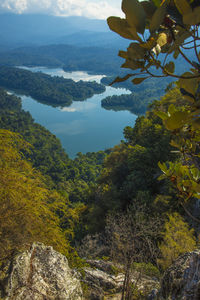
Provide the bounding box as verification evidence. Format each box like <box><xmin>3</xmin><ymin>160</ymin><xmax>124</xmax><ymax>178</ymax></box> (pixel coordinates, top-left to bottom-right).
<box><xmin>122</xmin><ymin>0</ymin><xmax>146</xmax><ymax>34</ymax></box>
<box><xmin>149</xmin><ymin>1</ymin><xmax>168</xmax><ymax>33</ymax></box>
<box><xmin>107</xmin><ymin>17</ymin><xmax>133</xmax><ymax>40</ymax></box>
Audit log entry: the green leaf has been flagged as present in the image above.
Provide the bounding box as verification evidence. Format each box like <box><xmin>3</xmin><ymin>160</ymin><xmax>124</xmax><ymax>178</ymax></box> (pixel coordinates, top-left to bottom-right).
<box><xmin>122</xmin><ymin>0</ymin><xmax>146</xmax><ymax>34</ymax></box>
<box><xmin>107</xmin><ymin>17</ymin><xmax>133</xmax><ymax>40</ymax></box>
<box><xmin>132</xmin><ymin>77</ymin><xmax>147</xmax><ymax>84</ymax></box>
<box><xmin>158</xmin><ymin>161</ymin><xmax>168</xmax><ymax>174</ymax></box>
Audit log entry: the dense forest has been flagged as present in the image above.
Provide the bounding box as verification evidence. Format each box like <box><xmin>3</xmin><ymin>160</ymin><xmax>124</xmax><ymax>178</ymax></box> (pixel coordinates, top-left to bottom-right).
<box><xmin>1</xmin><ymin>82</ymin><xmax>195</xmax><ymax>273</ymax></box>
<box><xmin>0</xmin><ymin>66</ymin><xmax>105</xmax><ymax>107</ymax></box>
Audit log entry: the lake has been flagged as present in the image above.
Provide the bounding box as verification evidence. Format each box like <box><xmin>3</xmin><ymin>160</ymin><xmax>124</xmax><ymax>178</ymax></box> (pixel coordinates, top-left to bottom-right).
<box><xmin>19</xmin><ymin>67</ymin><xmax>136</xmax><ymax>158</ymax></box>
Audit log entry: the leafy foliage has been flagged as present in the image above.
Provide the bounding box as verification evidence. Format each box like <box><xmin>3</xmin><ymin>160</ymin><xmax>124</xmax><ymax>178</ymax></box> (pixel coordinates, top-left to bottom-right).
<box><xmin>158</xmin><ymin>212</ymin><xmax>196</xmax><ymax>269</ymax></box>
<box><xmin>0</xmin><ymin>129</ymin><xmax>72</xmax><ymax>259</ymax></box>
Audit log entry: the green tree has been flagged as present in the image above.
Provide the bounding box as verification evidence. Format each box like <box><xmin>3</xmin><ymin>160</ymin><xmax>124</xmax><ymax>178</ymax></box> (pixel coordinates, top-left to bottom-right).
<box><xmin>158</xmin><ymin>212</ymin><xmax>196</xmax><ymax>269</ymax></box>
<box><xmin>0</xmin><ymin>129</ymin><xmax>75</xmax><ymax>260</ymax></box>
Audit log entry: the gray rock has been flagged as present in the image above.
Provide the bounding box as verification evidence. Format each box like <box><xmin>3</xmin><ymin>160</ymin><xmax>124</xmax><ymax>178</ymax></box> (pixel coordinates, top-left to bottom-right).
<box><xmin>0</xmin><ymin>242</ymin><xmax>83</xmax><ymax>300</ymax></box>
<box><xmin>86</xmin><ymin>260</ymin><xmax>119</xmax><ymax>275</ymax></box>
<box><xmin>160</xmin><ymin>249</ymin><xmax>200</xmax><ymax>300</ymax></box>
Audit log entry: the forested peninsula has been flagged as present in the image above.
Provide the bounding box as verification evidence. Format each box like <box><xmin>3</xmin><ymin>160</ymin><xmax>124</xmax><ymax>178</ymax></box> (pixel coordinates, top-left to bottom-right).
<box><xmin>0</xmin><ymin>66</ymin><xmax>105</xmax><ymax>107</ymax></box>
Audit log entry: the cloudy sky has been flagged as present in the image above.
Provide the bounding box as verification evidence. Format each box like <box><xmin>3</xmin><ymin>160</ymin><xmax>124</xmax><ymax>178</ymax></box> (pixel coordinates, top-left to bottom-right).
<box><xmin>0</xmin><ymin>0</ymin><xmax>123</xmax><ymax>19</ymax></box>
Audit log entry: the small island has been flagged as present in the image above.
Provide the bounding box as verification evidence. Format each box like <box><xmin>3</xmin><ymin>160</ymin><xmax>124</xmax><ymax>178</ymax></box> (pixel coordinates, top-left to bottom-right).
<box><xmin>101</xmin><ymin>93</ymin><xmax>151</xmax><ymax>115</ymax></box>
<box><xmin>0</xmin><ymin>66</ymin><xmax>105</xmax><ymax>107</ymax></box>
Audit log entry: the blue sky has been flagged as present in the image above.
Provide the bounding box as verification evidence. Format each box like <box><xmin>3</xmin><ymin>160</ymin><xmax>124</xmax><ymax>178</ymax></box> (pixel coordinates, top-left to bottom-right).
<box><xmin>0</xmin><ymin>0</ymin><xmax>124</xmax><ymax>18</ymax></box>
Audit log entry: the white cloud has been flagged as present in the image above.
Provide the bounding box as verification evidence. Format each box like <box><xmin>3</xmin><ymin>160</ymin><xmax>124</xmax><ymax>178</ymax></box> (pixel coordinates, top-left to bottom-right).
<box><xmin>0</xmin><ymin>0</ymin><xmax>123</xmax><ymax>19</ymax></box>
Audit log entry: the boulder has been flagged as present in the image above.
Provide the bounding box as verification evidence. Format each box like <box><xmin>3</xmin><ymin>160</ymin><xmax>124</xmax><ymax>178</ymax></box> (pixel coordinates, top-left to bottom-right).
<box><xmin>0</xmin><ymin>242</ymin><xmax>83</xmax><ymax>300</ymax></box>
<box><xmin>160</xmin><ymin>249</ymin><xmax>200</xmax><ymax>300</ymax></box>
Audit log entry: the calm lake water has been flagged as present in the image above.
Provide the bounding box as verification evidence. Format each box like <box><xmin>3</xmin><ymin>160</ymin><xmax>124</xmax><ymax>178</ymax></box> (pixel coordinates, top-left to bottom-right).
<box><xmin>19</xmin><ymin>67</ymin><xmax>136</xmax><ymax>158</ymax></box>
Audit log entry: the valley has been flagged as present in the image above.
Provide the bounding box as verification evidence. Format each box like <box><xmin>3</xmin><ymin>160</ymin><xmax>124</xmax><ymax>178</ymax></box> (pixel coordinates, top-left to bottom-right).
<box><xmin>0</xmin><ymin>6</ymin><xmax>199</xmax><ymax>300</ymax></box>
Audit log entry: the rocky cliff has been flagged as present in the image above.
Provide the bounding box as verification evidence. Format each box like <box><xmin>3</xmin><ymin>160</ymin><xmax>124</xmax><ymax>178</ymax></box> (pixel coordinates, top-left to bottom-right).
<box><xmin>0</xmin><ymin>242</ymin><xmax>83</xmax><ymax>300</ymax></box>
<box><xmin>160</xmin><ymin>249</ymin><xmax>200</xmax><ymax>300</ymax></box>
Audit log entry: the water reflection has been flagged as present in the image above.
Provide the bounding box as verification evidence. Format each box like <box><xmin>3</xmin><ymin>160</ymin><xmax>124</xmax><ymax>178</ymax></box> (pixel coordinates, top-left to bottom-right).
<box><xmin>18</xmin><ymin>67</ymin><xmax>136</xmax><ymax>158</ymax></box>
<box><xmin>18</xmin><ymin>66</ymin><xmax>105</xmax><ymax>83</ymax></box>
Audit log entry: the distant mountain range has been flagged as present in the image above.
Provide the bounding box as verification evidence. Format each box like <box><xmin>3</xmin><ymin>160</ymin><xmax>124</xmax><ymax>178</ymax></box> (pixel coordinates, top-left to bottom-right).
<box><xmin>0</xmin><ymin>13</ymin><xmax>129</xmax><ymax>48</ymax></box>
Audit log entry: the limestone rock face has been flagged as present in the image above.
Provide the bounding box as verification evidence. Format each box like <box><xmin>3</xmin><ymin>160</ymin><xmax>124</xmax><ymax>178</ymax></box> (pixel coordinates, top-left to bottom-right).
<box><xmin>0</xmin><ymin>242</ymin><xmax>83</xmax><ymax>300</ymax></box>
<box><xmin>160</xmin><ymin>249</ymin><xmax>200</xmax><ymax>300</ymax></box>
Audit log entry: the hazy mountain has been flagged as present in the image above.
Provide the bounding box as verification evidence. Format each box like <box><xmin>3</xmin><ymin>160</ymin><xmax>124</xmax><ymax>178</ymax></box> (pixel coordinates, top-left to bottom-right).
<box><xmin>55</xmin><ymin>31</ymin><xmax>129</xmax><ymax>48</ymax></box>
<box><xmin>0</xmin><ymin>13</ymin><xmax>112</xmax><ymax>47</ymax></box>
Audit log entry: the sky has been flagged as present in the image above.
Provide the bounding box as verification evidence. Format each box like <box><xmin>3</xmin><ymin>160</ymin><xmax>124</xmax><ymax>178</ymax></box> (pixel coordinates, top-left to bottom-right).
<box><xmin>0</xmin><ymin>0</ymin><xmax>124</xmax><ymax>19</ymax></box>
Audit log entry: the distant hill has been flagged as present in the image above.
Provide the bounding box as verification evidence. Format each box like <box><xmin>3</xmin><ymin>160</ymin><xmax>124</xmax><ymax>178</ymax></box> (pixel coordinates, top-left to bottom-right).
<box><xmin>54</xmin><ymin>31</ymin><xmax>129</xmax><ymax>48</ymax></box>
<box><xmin>0</xmin><ymin>44</ymin><xmax>124</xmax><ymax>75</ymax></box>
<box><xmin>0</xmin><ymin>13</ymin><xmax>128</xmax><ymax>48</ymax></box>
